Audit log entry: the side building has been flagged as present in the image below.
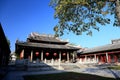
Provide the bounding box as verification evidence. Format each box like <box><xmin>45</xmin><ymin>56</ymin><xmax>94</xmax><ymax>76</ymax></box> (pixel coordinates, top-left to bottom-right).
<box><xmin>0</xmin><ymin>23</ymin><xmax>11</xmax><ymax>69</ymax></box>
<box><xmin>77</xmin><ymin>39</ymin><xmax>120</xmax><ymax>64</ymax></box>
<box><xmin>15</xmin><ymin>32</ymin><xmax>79</xmax><ymax>63</ymax></box>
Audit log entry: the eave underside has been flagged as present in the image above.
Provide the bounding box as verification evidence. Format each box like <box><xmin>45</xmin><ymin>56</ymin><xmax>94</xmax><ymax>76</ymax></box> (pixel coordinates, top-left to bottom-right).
<box><xmin>16</xmin><ymin>42</ymin><xmax>79</xmax><ymax>51</ymax></box>
<box><xmin>27</xmin><ymin>36</ymin><xmax>68</xmax><ymax>44</ymax></box>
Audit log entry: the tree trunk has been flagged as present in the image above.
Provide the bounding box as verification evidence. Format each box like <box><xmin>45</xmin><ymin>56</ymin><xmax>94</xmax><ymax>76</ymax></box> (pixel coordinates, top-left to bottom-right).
<box><xmin>115</xmin><ymin>0</ymin><xmax>120</xmax><ymax>25</ymax></box>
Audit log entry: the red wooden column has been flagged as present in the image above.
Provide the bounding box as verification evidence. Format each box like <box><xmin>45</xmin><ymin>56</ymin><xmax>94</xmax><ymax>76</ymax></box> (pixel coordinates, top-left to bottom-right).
<box><xmin>106</xmin><ymin>52</ymin><xmax>108</xmax><ymax>63</ymax></box>
<box><xmin>82</xmin><ymin>56</ymin><xmax>85</xmax><ymax>62</ymax></box>
<box><xmin>100</xmin><ymin>55</ymin><xmax>104</xmax><ymax>63</ymax></box>
<box><xmin>20</xmin><ymin>49</ymin><xmax>24</xmax><ymax>59</ymax></box>
<box><xmin>103</xmin><ymin>55</ymin><xmax>107</xmax><ymax>63</ymax></box>
<box><xmin>108</xmin><ymin>54</ymin><xmax>111</xmax><ymax>63</ymax></box>
<box><xmin>114</xmin><ymin>55</ymin><xmax>118</xmax><ymax>63</ymax></box>
<box><xmin>85</xmin><ymin>55</ymin><xmax>87</xmax><ymax>62</ymax></box>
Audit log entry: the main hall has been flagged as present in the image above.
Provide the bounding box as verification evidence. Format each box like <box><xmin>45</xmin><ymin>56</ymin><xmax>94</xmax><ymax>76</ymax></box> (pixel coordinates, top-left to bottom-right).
<box><xmin>15</xmin><ymin>32</ymin><xmax>79</xmax><ymax>63</ymax></box>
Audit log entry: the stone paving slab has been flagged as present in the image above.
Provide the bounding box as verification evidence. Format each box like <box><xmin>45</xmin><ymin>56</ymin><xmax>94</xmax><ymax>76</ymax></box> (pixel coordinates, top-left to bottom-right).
<box><xmin>71</xmin><ymin>68</ymin><xmax>120</xmax><ymax>79</ymax></box>
<box><xmin>71</xmin><ymin>68</ymin><xmax>114</xmax><ymax>78</ymax></box>
<box><xmin>3</xmin><ymin>68</ymin><xmax>120</xmax><ymax>80</ymax></box>
<box><xmin>2</xmin><ymin>70</ymin><xmax>64</xmax><ymax>80</ymax></box>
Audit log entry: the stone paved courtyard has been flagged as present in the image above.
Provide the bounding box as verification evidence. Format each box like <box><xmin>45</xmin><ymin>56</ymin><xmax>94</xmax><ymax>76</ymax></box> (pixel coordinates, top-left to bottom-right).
<box><xmin>2</xmin><ymin>63</ymin><xmax>120</xmax><ymax>80</ymax></box>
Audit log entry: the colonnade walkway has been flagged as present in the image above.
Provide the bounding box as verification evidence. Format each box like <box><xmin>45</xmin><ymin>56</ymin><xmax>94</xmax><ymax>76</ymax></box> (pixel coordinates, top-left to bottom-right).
<box><xmin>2</xmin><ymin>63</ymin><xmax>120</xmax><ymax>80</ymax></box>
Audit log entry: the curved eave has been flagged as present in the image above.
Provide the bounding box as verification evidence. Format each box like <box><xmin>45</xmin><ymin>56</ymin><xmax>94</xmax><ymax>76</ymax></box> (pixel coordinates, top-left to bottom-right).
<box><xmin>27</xmin><ymin>38</ymin><xmax>68</xmax><ymax>44</ymax></box>
<box><xmin>16</xmin><ymin>42</ymin><xmax>79</xmax><ymax>51</ymax></box>
<box><xmin>82</xmin><ymin>43</ymin><xmax>120</xmax><ymax>54</ymax></box>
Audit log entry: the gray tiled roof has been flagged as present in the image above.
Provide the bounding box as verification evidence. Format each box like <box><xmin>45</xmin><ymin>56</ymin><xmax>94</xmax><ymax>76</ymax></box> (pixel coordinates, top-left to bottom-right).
<box><xmin>28</xmin><ymin>36</ymin><xmax>68</xmax><ymax>43</ymax></box>
<box><xmin>82</xmin><ymin>42</ymin><xmax>120</xmax><ymax>54</ymax></box>
<box><xmin>16</xmin><ymin>42</ymin><xmax>79</xmax><ymax>50</ymax></box>
<box><xmin>28</xmin><ymin>32</ymin><xmax>68</xmax><ymax>43</ymax></box>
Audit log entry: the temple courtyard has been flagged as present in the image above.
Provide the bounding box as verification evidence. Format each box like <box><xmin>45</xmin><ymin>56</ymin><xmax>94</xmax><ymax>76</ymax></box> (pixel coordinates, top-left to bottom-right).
<box><xmin>2</xmin><ymin>33</ymin><xmax>120</xmax><ymax>80</ymax></box>
<box><xmin>2</xmin><ymin>63</ymin><xmax>120</xmax><ymax>80</ymax></box>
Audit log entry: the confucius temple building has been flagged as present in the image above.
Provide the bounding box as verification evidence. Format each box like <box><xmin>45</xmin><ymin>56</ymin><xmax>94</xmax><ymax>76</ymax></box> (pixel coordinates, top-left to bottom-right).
<box><xmin>77</xmin><ymin>39</ymin><xmax>120</xmax><ymax>64</ymax></box>
<box><xmin>15</xmin><ymin>32</ymin><xmax>79</xmax><ymax>63</ymax></box>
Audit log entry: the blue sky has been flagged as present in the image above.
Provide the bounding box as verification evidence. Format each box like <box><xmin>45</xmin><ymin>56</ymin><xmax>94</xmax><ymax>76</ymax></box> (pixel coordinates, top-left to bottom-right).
<box><xmin>0</xmin><ymin>0</ymin><xmax>120</xmax><ymax>52</ymax></box>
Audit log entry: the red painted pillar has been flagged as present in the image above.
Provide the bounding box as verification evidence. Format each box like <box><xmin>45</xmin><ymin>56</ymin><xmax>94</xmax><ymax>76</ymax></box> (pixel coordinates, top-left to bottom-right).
<box><xmin>20</xmin><ymin>49</ymin><xmax>24</xmax><ymax>59</ymax></box>
<box><xmin>100</xmin><ymin>56</ymin><xmax>104</xmax><ymax>63</ymax></box>
<box><xmin>114</xmin><ymin>55</ymin><xmax>118</xmax><ymax>63</ymax></box>
<box><xmin>104</xmin><ymin>55</ymin><xmax>106</xmax><ymax>63</ymax></box>
<box><xmin>108</xmin><ymin>55</ymin><xmax>111</xmax><ymax>63</ymax></box>
<box><xmin>82</xmin><ymin>57</ymin><xmax>84</xmax><ymax>62</ymax></box>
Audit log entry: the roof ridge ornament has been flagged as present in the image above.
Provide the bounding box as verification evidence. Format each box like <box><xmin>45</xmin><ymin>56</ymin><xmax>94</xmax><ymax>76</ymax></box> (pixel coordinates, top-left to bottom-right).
<box><xmin>29</xmin><ymin>32</ymin><xmax>55</xmax><ymax>38</ymax></box>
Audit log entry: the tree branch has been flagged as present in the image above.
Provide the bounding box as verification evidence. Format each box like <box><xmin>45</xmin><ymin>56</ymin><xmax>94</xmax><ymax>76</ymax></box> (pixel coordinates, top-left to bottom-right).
<box><xmin>115</xmin><ymin>0</ymin><xmax>120</xmax><ymax>25</ymax></box>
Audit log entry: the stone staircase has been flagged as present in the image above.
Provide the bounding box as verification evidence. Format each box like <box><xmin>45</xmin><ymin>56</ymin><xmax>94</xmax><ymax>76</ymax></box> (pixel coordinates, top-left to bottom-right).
<box><xmin>10</xmin><ymin>60</ymin><xmax>58</xmax><ymax>71</ymax></box>
<box><xmin>27</xmin><ymin>64</ymin><xmax>56</xmax><ymax>71</ymax></box>
<box><xmin>15</xmin><ymin>63</ymin><xmax>81</xmax><ymax>71</ymax></box>
<box><xmin>13</xmin><ymin>59</ymin><xmax>82</xmax><ymax>71</ymax></box>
